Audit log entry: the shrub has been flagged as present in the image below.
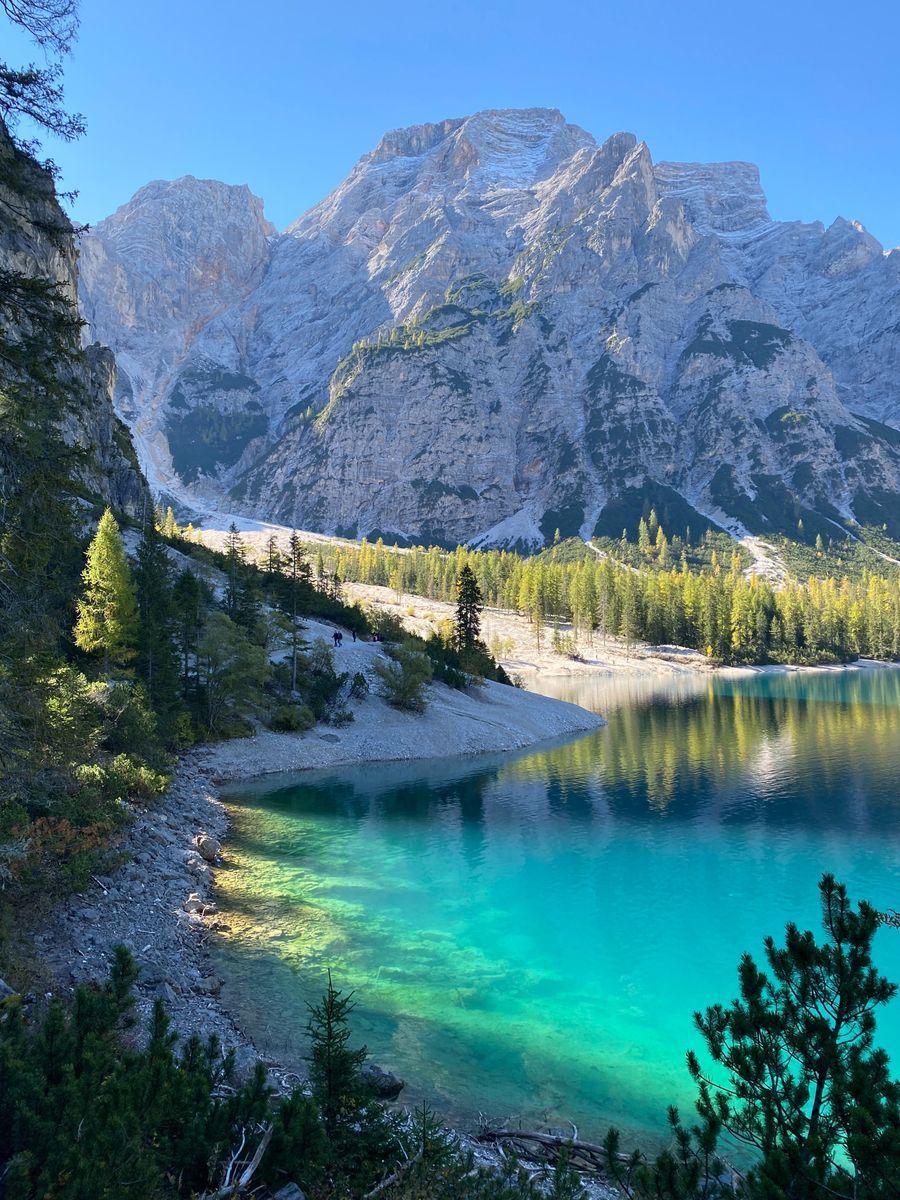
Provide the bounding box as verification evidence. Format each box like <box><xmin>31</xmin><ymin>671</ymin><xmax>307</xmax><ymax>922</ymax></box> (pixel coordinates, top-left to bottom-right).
<box><xmin>302</xmin><ymin>638</ymin><xmax>350</xmax><ymax>719</ymax></box>
<box><xmin>349</xmin><ymin>671</ymin><xmax>369</xmax><ymax>700</ymax></box>
<box><xmin>368</xmin><ymin>609</ymin><xmax>406</xmax><ymax>643</ymax></box>
<box><xmin>372</xmin><ymin>644</ymin><xmax>432</xmax><ymax>712</ymax></box>
<box><xmin>269</xmin><ymin>703</ymin><xmax>316</xmax><ymax>733</ymax></box>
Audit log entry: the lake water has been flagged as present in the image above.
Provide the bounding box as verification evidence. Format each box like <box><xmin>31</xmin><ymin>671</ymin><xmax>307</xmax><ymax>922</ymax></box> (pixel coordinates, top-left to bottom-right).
<box><xmin>213</xmin><ymin>667</ymin><xmax>900</xmax><ymax>1148</ymax></box>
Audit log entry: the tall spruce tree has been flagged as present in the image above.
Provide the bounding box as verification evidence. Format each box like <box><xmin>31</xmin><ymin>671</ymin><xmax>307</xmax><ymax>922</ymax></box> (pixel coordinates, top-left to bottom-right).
<box><xmin>223</xmin><ymin>522</ymin><xmax>245</xmax><ymax>618</ymax></box>
<box><xmin>134</xmin><ymin>521</ymin><xmax>180</xmax><ymax>730</ymax></box>
<box><xmin>286</xmin><ymin>531</ymin><xmax>310</xmax><ymax>692</ymax></box>
<box><xmin>454</xmin><ymin>563</ymin><xmax>483</xmax><ymax>652</ymax></box>
<box><xmin>73</xmin><ymin>508</ymin><xmax>138</xmax><ymax>673</ymax></box>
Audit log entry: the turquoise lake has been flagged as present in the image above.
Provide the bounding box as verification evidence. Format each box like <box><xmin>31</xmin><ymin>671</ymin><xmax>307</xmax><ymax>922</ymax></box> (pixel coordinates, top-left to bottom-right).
<box><xmin>214</xmin><ymin>668</ymin><xmax>900</xmax><ymax>1147</ymax></box>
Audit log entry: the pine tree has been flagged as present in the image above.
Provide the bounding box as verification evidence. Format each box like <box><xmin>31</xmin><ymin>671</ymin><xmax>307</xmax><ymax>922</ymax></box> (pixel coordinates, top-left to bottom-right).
<box><xmin>638</xmin><ymin>517</ymin><xmax>651</xmax><ymax>557</ymax></box>
<box><xmin>454</xmin><ymin>563</ymin><xmax>483</xmax><ymax>652</ymax></box>
<box><xmin>688</xmin><ymin>874</ymin><xmax>900</xmax><ymax>1198</ymax></box>
<box><xmin>73</xmin><ymin>508</ymin><xmax>138</xmax><ymax>673</ymax></box>
<box><xmin>306</xmin><ymin>971</ymin><xmax>368</xmax><ymax>1137</ymax></box>
<box><xmin>286</xmin><ymin>531</ymin><xmax>310</xmax><ymax>692</ymax></box>
<box><xmin>134</xmin><ymin>522</ymin><xmax>180</xmax><ymax>730</ymax></box>
<box><xmin>223</xmin><ymin>523</ymin><xmax>246</xmax><ymax>618</ymax></box>
<box><xmin>172</xmin><ymin>567</ymin><xmax>212</xmax><ymax>705</ymax></box>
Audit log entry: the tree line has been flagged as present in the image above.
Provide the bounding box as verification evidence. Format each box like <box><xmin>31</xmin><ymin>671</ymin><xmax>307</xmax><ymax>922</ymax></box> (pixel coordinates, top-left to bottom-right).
<box><xmin>310</xmin><ymin>534</ymin><xmax>900</xmax><ymax>665</ymax></box>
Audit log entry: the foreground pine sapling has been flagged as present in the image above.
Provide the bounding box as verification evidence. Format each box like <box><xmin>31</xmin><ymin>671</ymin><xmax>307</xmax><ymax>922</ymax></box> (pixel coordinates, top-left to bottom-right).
<box><xmin>688</xmin><ymin>872</ymin><xmax>900</xmax><ymax>1199</ymax></box>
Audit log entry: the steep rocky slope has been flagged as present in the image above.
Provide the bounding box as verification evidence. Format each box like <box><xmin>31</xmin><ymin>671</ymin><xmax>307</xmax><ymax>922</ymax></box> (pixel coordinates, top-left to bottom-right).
<box><xmin>1</xmin><ymin>119</ymin><xmax>147</xmax><ymax>516</ymax></box>
<box><xmin>78</xmin><ymin>109</ymin><xmax>900</xmax><ymax>546</ymax></box>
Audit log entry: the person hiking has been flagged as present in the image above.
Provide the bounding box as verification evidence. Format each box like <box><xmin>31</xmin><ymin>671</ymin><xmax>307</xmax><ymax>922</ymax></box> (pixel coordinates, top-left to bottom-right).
<box><xmin>332</xmin><ymin>630</ymin><xmax>340</xmax><ymax>648</ymax></box>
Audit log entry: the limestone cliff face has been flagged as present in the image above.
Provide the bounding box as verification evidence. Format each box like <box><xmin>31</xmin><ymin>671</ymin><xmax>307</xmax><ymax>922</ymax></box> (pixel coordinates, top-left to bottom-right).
<box><xmin>78</xmin><ymin>109</ymin><xmax>900</xmax><ymax>546</ymax></box>
<box><xmin>0</xmin><ymin>119</ymin><xmax>147</xmax><ymax>517</ymax></box>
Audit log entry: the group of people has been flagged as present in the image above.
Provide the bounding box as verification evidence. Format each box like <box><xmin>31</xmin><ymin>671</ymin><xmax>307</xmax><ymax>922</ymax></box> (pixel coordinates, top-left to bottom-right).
<box><xmin>331</xmin><ymin>628</ymin><xmax>360</xmax><ymax>647</ymax></box>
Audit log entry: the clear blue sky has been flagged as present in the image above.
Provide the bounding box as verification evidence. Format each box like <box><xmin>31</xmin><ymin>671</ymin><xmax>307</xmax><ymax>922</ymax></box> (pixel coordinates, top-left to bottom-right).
<box><xmin>6</xmin><ymin>0</ymin><xmax>900</xmax><ymax>246</ymax></box>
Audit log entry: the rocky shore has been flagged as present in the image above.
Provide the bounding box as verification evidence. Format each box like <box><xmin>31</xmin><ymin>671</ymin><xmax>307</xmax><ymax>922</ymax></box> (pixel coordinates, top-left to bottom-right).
<box><xmin>30</xmin><ymin>672</ymin><xmax>617</xmax><ymax>1195</ymax></box>
<box><xmin>34</xmin><ymin>673</ymin><xmax>603</xmax><ymax>1086</ymax></box>
<box><xmin>35</xmin><ymin>753</ymin><xmax>275</xmax><ymax>1077</ymax></box>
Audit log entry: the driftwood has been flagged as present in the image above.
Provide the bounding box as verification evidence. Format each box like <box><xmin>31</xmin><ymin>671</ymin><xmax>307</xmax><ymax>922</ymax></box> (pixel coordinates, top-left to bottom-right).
<box><xmin>474</xmin><ymin>1127</ymin><xmax>630</xmax><ymax>1176</ymax></box>
<box><xmin>477</xmin><ymin>1128</ymin><xmax>740</xmax><ymax>1195</ymax></box>
<box><xmin>199</xmin><ymin>1122</ymin><xmax>274</xmax><ymax>1199</ymax></box>
<box><xmin>363</xmin><ymin>1145</ymin><xmax>425</xmax><ymax>1199</ymax></box>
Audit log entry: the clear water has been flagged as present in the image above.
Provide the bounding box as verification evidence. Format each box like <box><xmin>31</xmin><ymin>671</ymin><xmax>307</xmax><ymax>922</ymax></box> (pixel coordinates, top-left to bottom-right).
<box><xmin>213</xmin><ymin>668</ymin><xmax>900</xmax><ymax>1147</ymax></box>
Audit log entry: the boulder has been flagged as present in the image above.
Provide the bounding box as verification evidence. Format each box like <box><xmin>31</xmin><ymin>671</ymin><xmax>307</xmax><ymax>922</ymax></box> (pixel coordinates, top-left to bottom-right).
<box><xmin>193</xmin><ymin>834</ymin><xmax>221</xmax><ymax>862</ymax></box>
<box><xmin>273</xmin><ymin>1186</ymin><xmax>306</xmax><ymax>1200</ymax></box>
<box><xmin>361</xmin><ymin>1063</ymin><xmax>405</xmax><ymax>1100</ymax></box>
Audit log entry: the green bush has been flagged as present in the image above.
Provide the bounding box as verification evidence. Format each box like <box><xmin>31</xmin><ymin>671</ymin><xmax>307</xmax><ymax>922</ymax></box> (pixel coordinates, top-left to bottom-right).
<box><xmin>368</xmin><ymin>609</ymin><xmax>406</xmax><ymax>643</ymax></box>
<box><xmin>73</xmin><ymin>754</ymin><xmax>168</xmax><ymax>805</ymax></box>
<box><xmin>349</xmin><ymin>671</ymin><xmax>370</xmax><ymax>699</ymax></box>
<box><xmin>372</xmin><ymin>644</ymin><xmax>432</xmax><ymax>712</ymax></box>
<box><xmin>269</xmin><ymin>703</ymin><xmax>316</xmax><ymax>732</ymax></box>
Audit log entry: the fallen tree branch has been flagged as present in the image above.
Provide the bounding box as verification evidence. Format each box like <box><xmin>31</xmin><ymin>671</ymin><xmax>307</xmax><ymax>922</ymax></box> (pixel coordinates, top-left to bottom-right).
<box><xmin>199</xmin><ymin>1122</ymin><xmax>273</xmax><ymax>1199</ymax></box>
<box><xmin>363</xmin><ymin>1145</ymin><xmax>424</xmax><ymax>1199</ymax></box>
<box><xmin>474</xmin><ymin>1127</ymin><xmax>633</xmax><ymax>1169</ymax></box>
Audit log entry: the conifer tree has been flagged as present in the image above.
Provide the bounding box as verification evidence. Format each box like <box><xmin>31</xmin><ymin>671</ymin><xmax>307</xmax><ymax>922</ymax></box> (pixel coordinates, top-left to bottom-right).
<box><xmin>307</xmin><ymin>971</ymin><xmax>368</xmax><ymax>1138</ymax></box>
<box><xmin>73</xmin><ymin>508</ymin><xmax>138</xmax><ymax>672</ymax></box>
<box><xmin>638</xmin><ymin>517</ymin><xmax>651</xmax><ymax>557</ymax></box>
<box><xmin>223</xmin><ymin>522</ymin><xmax>245</xmax><ymax>618</ymax></box>
<box><xmin>172</xmin><ymin>567</ymin><xmax>212</xmax><ymax>704</ymax></box>
<box><xmin>454</xmin><ymin>563</ymin><xmax>483</xmax><ymax>652</ymax></box>
<box><xmin>286</xmin><ymin>531</ymin><xmax>310</xmax><ymax>691</ymax></box>
<box><xmin>688</xmin><ymin>873</ymin><xmax>900</xmax><ymax>1198</ymax></box>
<box><xmin>134</xmin><ymin>522</ymin><xmax>180</xmax><ymax>728</ymax></box>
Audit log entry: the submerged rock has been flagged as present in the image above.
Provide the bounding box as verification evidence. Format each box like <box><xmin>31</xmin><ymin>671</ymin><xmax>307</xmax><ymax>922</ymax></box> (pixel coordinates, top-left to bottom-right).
<box><xmin>361</xmin><ymin>1063</ymin><xmax>405</xmax><ymax>1100</ymax></box>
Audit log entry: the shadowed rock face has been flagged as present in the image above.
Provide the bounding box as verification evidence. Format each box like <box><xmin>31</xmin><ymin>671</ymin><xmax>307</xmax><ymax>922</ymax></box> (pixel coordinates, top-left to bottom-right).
<box><xmin>78</xmin><ymin>108</ymin><xmax>900</xmax><ymax>547</ymax></box>
<box><xmin>0</xmin><ymin>120</ymin><xmax>147</xmax><ymax>517</ymax></box>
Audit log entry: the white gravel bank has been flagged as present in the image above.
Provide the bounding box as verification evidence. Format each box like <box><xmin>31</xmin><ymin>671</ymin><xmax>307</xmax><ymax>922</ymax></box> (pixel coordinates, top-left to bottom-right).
<box><xmin>200</xmin><ymin>676</ymin><xmax>604</xmax><ymax>784</ymax></box>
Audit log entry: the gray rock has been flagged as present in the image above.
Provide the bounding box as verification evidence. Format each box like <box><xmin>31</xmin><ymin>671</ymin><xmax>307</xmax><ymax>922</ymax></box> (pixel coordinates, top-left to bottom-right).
<box><xmin>361</xmin><ymin>1063</ymin><xmax>405</xmax><ymax>1100</ymax></box>
<box><xmin>273</xmin><ymin>1186</ymin><xmax>306</xmax><ymax>1200</ymax></box>
<box><xmin>193</xmin><ymin>834</ymin><xmax>221</xmax><ymax>863</ymax></box>
<box><xmin>0</xmin><ymin>977</ymin><xmax>16</xmax><ymax>1000</ymax></box>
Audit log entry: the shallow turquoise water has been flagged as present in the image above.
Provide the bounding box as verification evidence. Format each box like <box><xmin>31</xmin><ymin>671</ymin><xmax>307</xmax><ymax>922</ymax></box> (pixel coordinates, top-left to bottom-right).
<box><xmin>214</xmin><ymin>668</ymin><xmax>900</xmax><ymax>1146</ymax></box>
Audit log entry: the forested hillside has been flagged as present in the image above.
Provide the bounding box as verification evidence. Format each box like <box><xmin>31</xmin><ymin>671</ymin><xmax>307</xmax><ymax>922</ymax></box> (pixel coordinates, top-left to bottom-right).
<box><xmin>308</xmin><ymin>528</ymin><xmax>900</xmax><ymax>664</ymax></box>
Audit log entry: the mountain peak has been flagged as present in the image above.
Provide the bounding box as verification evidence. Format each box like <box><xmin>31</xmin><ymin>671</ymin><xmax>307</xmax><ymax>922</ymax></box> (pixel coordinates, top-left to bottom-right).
<box><xmin>365</xmin><ymin>107</ymin><xmax>594</xmax><ymax>187</ymax></box>
<box><xmin>96</xmin><ymin>176</ymin><xmax>275</xmax><ymax>239</ymax></box>
<box><xmin>79</xmin><ymin>112</ymin><xmax>900</xmax><ymax>543</ymax></box>
<box><xmin>654</xmin><ymin>159</ymin><xmax>771</xmax><ymax>236</ymax></box>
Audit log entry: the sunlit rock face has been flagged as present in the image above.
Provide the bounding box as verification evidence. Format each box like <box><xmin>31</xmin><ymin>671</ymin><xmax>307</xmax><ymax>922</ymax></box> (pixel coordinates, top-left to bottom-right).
<box><xmin>79</xmin><ymin>108</ymin><xmax>900</xmax><ymax>547</ymax></box>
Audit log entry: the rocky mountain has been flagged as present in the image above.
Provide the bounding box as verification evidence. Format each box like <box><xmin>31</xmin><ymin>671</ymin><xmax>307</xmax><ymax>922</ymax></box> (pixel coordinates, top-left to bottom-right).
<box><xmin>0</xmin><ymin>119</ymin><xmax>147</xmax><ymax>517</ymax></box>
<box><xmin>78</xmin><ymin>108</ymin><xmax>900</xmax><ymax>548</ymax></box>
